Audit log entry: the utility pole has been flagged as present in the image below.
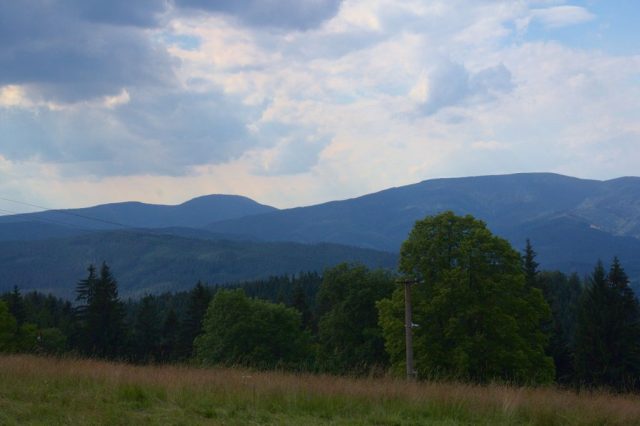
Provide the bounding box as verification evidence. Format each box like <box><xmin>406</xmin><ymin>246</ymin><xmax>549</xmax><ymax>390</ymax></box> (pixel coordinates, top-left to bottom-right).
<box><xmin>397</xmin><ymin>277</ymin><xmax>418</xmax><ymax>380</ymax></box>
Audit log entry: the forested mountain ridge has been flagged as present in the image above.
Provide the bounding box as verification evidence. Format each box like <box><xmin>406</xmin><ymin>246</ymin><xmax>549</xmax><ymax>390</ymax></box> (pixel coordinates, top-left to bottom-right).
<box><xmin>0</xmin><ymin>231</ymin><xmax>397</xmax><ymax>297</ymax></box>
<box><xmin>206</xmin><ymin>173</ymin><xmax>640</xmax><ymax>249</ymax></box>
<box><xmin>0</xmin><ymin>194</ymin><xmax>277</xmax><ymax>234</ymax></box>
<box><xmin>1</xmin><ymin>173</ymin><xmax>639</xmax><ymax>293</ymax></box>
<box><xmin>204</xmin><ymin>173</ymin><xmax>640</xmax><ymax>283</ymax></box>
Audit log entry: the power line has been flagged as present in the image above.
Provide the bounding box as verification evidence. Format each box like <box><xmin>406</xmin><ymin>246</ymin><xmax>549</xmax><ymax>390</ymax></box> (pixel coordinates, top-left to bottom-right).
<box><xmin>0</xmin><ymin>196</ymin><xmax>209</xmax><ymax>239</ymax></box>
<box><xmin>0</xmin><ymin>196</ymin><xmax>130</xmax><ymax>229</ymax></box>
<box><xmin>0</xmin><ymin>207</ymin><xmax>94</xmax><ymax>231</ymax></box>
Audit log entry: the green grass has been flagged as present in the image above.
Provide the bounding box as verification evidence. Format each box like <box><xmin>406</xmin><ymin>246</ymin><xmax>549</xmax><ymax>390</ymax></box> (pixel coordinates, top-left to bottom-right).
<box><xmin>1</xmin><ymin>355</ymin><xmax>639</xmax><ymax>425</ymax></box>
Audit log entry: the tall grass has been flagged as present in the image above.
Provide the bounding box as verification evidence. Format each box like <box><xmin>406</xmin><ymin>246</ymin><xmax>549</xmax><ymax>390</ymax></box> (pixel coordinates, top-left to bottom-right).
<box><xmin>1</xmin><ymin>354</ymin><xmax>639</xmax><ymax>425</ymax></box>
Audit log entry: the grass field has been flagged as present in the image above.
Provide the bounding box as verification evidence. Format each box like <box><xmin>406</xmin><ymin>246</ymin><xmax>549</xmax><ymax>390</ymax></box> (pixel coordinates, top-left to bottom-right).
<box><xmin>1</xmin><ymin>355</ymin><xmax>639</xmax><ymax>425</ymax></box>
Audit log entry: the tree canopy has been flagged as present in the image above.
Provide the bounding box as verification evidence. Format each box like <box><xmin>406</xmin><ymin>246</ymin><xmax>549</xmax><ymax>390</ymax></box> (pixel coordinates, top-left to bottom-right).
<box><xmin>378</xmin><ymin>211</ymin><xmax>554</xmax><ymax>384</ymax></box>
<box><xmin>316</xmin><ymin>263</ymin><xmax>395</xmax><ymax>374</ymax></box>
<box><xmin>574</xmin><ymin>258</ymin><xmax>640</xmax><ymax>391</ymax></box>
<box><xmin>74</xmin><ymin>262</ymin><xmax>125</xmax><ymax>358</ymax></box>
<box><xmin>195</xmin><ymin>289</ymin><xmax>310</xmax><ymax>369</ymax></box>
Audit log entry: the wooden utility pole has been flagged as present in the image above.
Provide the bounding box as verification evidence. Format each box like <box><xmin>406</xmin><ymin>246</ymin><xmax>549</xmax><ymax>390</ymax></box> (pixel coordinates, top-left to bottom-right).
<box><xmin>397</xmin><ymin>278</ymin><xmax>418</xmax><ymax>380</ymax></box>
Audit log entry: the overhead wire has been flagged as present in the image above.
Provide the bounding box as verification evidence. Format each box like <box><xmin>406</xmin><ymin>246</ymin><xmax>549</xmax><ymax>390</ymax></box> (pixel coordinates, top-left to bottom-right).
<box><xmin>0</xmin><ymin>196</ymin><xmax>130</xmax><ymax>229</ymax></box>
<box><xmin>0</xmin><ymin>207</ymin><xmax>94</xmax><ymax>231</ymax></box>
<box><xmin>0</xmin><ymin>196</ymin><xmax>207</xmax><ymax>241</ymax></box>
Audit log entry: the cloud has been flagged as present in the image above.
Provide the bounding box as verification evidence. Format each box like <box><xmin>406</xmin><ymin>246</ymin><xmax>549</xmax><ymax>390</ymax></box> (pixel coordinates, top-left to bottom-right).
<box><xmin>248</xmin><ymin>132</ymin><xmax>330</xmax><ymax>176</ymax></box>
<box><xmin>471</xmin><ymin>140</ymin><xmax>508</xmax><ymax>151</ymax></box>
<box><xmin>0</xmin><ymin>0</ymin><xmax>174</xmax><ymax>103</ymax></box>
<box><xmin>64</xmin><ymin>0</ymin><xmax>169</xmax><ymax>28</ymax></box>
<box><xmin>0</xmin><ymin>88</ymin><xmax>267</xmax><ymax>176</ymax></box>
<box><xmin>412</xmin><ymin>60</ymin><xmax>513</xmax><ymax>115</ymax></box>
<box><xmin>529</xmin><ymin>6</ymin><xmax>596</xmax><ymax>29</ymax></box>
<box><xmin>174</xmin><ymin>0</ymin><xmax>344</xmax><ymax>30</ymax></box>
<box><xmin>1</xmin><ymin>0</ymin><xmax>639</xmax><ymax>211</ymax></box>
<box><xmin>112</xmin><ymin>89</ymin><xmax>261</xmax><ymax>171</ymax></box>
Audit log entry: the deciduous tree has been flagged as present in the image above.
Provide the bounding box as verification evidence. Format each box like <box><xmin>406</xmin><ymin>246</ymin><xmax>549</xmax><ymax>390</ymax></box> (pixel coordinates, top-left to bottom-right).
<box><xmin>317</xmin><ymin>263</ymin><xmax>395</xmax><ymax>374</ymax></box>
<box><xmin>378</xmin><ymin>212</ymin><xmax>554</xmax><ymax>384</ymax></box>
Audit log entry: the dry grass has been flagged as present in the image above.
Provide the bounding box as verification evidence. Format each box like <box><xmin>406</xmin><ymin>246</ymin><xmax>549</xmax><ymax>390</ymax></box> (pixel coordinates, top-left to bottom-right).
<box><xmin>1</xmin><ymin>354</ymin><xmax>639</xmax><ymax>425</ymax></box>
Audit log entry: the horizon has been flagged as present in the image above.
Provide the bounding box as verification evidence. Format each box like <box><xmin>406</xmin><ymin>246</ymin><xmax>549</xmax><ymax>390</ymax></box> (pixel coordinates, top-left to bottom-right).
<box><xmin>1</xmin><ymin>1</ymin><xmax>639</xmax><ymax>211</ymax></box>
<box><xmin>2</xmin><ymin>171</ymin><xmax>639</xmax><ymax>212</ymax></box>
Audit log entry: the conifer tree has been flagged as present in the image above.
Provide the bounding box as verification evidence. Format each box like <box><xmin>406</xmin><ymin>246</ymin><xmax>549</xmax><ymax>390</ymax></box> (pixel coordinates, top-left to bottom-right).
<box><xmin>291</xmin><ymin>280</ymin><xmax>313</xmax><ymax>331</ymax></box>
<box><xmin>75</xmin><ymin>262</ymin><xmax>125</xmax><ymax>358</ymax></box>
<box><xmin>523</xmin><ymin>239</ymin><xmax>539</xmax><ymax>289</ymax></box>
<box><xmin>178</xmin><ymin>281</ymin><xmax>211</xmax><ymax>358</ymax></box>
<box><xmin>6</xmin><ymin>286</ymin><xmax>26</xmax><ymax>326</ymax></box>
<box><xmin>75</xmin><ymin>265</ymin><xmax>97</xmax><ymax>318</ymax></box>
<box><xmin>133</xmin><ymin>295</ymin><xmax>161</xmax><ymax>362</ymax></box>
<box><xmin>538</xmin><ymin>271</ymin><xmax>583</xmax><ymax>384</ymax></box>
<box><xmin>160</xmin><ymin>308</ymin><xmax>179</xmax><ymax>362</ymax></box>
<box><xmin>574</xmin><ymin>258</ymin><xmax>640</xmax><ymax>391</ymax></box>
<box><xmin>0</xmin><ymin>300</ymin><xmax>17</xmax><ymax>352</ymax></box>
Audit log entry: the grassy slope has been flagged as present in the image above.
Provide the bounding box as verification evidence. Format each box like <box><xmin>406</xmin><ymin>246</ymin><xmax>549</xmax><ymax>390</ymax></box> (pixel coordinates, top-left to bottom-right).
<box><xmin>1</xmin><ymin>355</ymin><xmax>640</xmax><ymax>425</ymax></box>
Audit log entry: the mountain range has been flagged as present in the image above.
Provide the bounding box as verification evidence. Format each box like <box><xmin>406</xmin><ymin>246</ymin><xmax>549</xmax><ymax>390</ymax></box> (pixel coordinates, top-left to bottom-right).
<box><xmin>1</xmin><ymin>173</ymin><xmax>639</xmax><ymax>296</ymax></box>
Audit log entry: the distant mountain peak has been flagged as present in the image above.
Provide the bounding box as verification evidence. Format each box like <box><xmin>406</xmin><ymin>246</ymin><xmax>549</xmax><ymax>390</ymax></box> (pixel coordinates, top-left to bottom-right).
<box><xmin>0</xmin><ymin>193</ymin><xmax>277</xmax><ymax>232</ymax></box>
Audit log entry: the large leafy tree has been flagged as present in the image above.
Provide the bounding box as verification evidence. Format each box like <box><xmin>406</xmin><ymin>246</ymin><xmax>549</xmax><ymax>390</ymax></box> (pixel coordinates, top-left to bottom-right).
<box><xmin>574</xmin><ymin>258</ymin><xmax>640</xmax><ymax>391</ymax></box>
<box><xmin>195</xmin><ymin>289</ymin><xmax>310</xmax><ymax>369</ymax></box>
<box><xmin>378</xmin><ymin>212</ymin><xmax>554</xmax><ymax>384</ymax></box>
<box><xmin>316</xmin><ymin>263</ymin><xmax>395</xmax><ymax>374</ymax></box>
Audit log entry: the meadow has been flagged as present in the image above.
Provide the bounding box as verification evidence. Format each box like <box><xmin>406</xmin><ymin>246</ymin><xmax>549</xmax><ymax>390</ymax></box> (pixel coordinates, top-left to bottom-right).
<box><xmin>1</xmin><ymin>355</ymin><xmax>639</xmax><ymax>425</ymax></box>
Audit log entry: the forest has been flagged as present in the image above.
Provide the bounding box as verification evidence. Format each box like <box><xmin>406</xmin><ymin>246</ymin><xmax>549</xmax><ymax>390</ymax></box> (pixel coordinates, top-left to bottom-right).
<box><xmin>1</xmin><ymin>212</ymin><xmax>639</xmax><ymax>392</ymax></box>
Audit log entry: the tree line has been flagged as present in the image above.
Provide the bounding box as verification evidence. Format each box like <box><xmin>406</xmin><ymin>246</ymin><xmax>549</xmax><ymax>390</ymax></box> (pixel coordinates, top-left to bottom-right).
<box><xmin>1</xmin><ymin>211</ymin><xmax>639</xmax><ymax>392</ymax></box>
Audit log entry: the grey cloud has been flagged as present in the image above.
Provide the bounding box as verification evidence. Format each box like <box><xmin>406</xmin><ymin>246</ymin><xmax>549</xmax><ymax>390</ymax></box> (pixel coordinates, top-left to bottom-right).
<box><xmin>174</xmin><ymin>0</ymin><xmax>343</xmax><ymax>30</ymax></box>
<box><xmin>470</xmin><ymin>64</ymin><xmax>514</xmax><ymax>95</ymax></box>
<box><xmin>0</xmin><ymin>0</ymin><xmax>174</xmax><ymax>102</ymax></box>
<box><xmin>250</xmin><ymin>127</ymin><xmax>330</xmax><ymax>176</ymax></box>
<box><xmin>64</xmin><ymin>0</ymin><xmax>169</xmax><ymax>28</ymax></box>
<box><xmin>419</xmin><ymin>60</ymin><xmax>513</xmax><ymax>115</ymax></box>
<box><xmin>0</xmin><ymin>88</ymin><xmax>278</xmax><ymax>177</ymax></box>
<box><xmin>0</xmin><ymin>107</ymin><xmax>126</xmax><ymax>165</ymax></box>
<box><xmin>114</xmin><ymin>89</ymin><xmax>260</xmax><ymax>170</ymax></box>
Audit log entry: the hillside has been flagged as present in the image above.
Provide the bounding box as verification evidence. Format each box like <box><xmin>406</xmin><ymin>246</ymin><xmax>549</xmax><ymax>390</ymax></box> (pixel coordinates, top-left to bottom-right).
<box><xmin>0</xmin><ymin>194</ymin><xmax>276</xmax><ymax>234</ymax></box>
<box><xmin>205</xmin><ymin>173</ymin><xmax>640</xmax><ymax>282</ymax></box>
<box><xmin>2</xmin><ymin>173</ymin><xmax>640</xmax><ymax>292</ymax></box>
<box><xmin>0</xmin><ymin>230</ymin><xmax>397</xmax><ymax>297</ymax></box>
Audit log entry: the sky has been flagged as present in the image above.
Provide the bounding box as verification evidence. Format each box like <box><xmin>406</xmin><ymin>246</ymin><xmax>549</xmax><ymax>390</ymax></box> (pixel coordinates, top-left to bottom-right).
<box><xmin>0</xmin><ymin>0</ymin><xmax>639</xmax><ymax>211</ymax></box>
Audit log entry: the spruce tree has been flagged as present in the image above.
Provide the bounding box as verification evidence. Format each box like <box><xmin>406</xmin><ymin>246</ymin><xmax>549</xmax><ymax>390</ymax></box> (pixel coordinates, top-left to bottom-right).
<box><xmin>291</xmin><ymin>280</ymin><xmax>313</xmax><ymax>331</ymax></box>
<box><xmin>6</xmin><ymin>286</ymin><xmax>26</xmax><ymax>326</ymax></box>
<box><xmin>74</xmin><ymin>264</ymin><xmax>98</xmax><ymax>352</ymax></box>
<box><xmin>574</xmin><ymin>258</ymin><xmax>640</xmax><ymax>391</ymax></box>
<box><xmin>75</xmin><ymin>263</ymin><xmax>125</xmax><ymax>358</ymax></box>
<box><xmin>538</xmin><ymin>271</ymin><xmax>582</xmax><ymax>384</ymax></box>
<box><xmin>178</xmin><ymin>281</ymin><xmax>211</xmax><ymax>358</ymax></box>
<box><xmin>523</xmin><ymin>239</ymin><xmax>539</xmax><ymax>289</ymax></box>
<box><xmin>0</xmin><ymin>300</ymin><xmax>17</xmax><ymax>352</ymax></box>
<box><xmin>133</xmin><ymin>295</ymin><xmax>161</xmax><ymax>362</ymax></box>
<box><xmin>160</xmin><ymin>308</ymin><xmax>179</xmax><ymax>362</ymax></box>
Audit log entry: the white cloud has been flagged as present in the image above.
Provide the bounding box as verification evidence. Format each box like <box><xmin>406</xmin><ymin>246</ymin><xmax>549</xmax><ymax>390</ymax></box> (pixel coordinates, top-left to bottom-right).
<box><xmin>530</xmin><ymin>6</ymin><xmax>595</xmax><ymax>29</ymax></box>
<box><xmin>0</xmin><ymin>86</ymin><xmax>28</xmax><ymax>108</ymax></box>
<box><xmin>471</xmin><ymin>140</ymin><xmax>508</xmax><ymax>151</ymax></box>
<box><xmin>1</xmin><ymin>0</ymin><xmax>639</xmax><ymax>210</ymax></box>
